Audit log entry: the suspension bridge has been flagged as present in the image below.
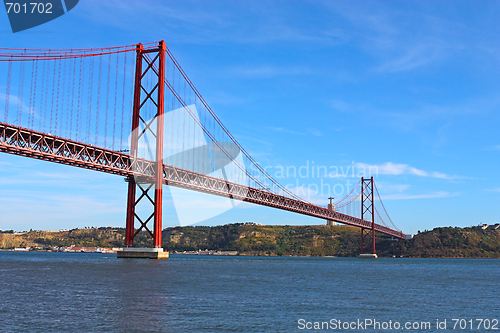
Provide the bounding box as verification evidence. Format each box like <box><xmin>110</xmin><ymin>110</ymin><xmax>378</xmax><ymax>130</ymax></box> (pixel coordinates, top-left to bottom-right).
<box><xmin>0</xmin><ymin>41</ymin><xmax>405</xmax><ymax>258</ymax></box>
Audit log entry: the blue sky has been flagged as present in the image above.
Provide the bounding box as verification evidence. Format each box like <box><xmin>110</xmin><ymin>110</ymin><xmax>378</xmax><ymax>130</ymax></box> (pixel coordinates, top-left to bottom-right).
<box><xmin>1</xmin><ymin>0</ymin><xmax>499</xmax><ymax>234</ymax></box>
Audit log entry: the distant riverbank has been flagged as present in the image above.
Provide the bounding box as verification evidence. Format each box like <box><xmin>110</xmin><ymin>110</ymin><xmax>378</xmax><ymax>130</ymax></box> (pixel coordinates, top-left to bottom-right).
<box><xmin>1</xmin><ymin>223</ymin><xmax>499</xmax><ymax>258</ymax></box>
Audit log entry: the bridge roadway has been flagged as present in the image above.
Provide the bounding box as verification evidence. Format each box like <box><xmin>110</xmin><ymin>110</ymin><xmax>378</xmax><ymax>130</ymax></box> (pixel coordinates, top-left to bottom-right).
<box><xmin>0</xmin><ymin>122</ymin><xmax>405</xmax><ymax>239</ymax></box>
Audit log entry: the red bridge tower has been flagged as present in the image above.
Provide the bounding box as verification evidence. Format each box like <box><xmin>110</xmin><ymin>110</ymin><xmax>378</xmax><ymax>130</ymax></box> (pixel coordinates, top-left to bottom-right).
<box><xmin>118</xmin><ymin>41</ymin><xmax>168</xmax><ymax>259</ymax></box>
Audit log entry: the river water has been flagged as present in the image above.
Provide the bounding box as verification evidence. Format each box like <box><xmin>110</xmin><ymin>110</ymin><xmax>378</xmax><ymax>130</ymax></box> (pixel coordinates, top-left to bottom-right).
<box><xmin>1</xmin><ymin>252</ymin><xmax>499</xmax><ymax>332</ymax></box>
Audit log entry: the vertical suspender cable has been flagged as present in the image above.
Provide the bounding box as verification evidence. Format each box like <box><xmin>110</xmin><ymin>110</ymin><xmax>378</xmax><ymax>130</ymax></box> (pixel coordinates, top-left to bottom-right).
<box><xmin>4</xmin><ymin>58</ymin><xmax>12</xmax><ymax>123</ymax></box>
<box><xmin>95</xmin><ymin>55</ymin><xmax>102</xmax><ymax>146</ymax></box>
<box><xmin>50</xmin><ymin>58</ymin><xmax>56</xmax><ymax>133</ymax></box>
<box><xmin>28</xmin><ymin>60</ymin><xmax>35</xmax><ymax>129</ymax></box>
<box><xmin>112</xmin><ymin>52</ymin><xmax>119</xmax><ymax>150</ymax></box>
<box><xmin>39</xmin><ymin>57</ymin><xmax>46</xmax><ymax>131</ymax></box>
<box><xmin>104</xmin><ymin>53</ymin><xmax>111</xmax><ymax>148</ymax></box>
<box><xmin>45</xmin><ymin>58</ymin><xmax>51</xmax><ymax>132</ymax></box>
<box><xmin>58</xmin><ymin>57</ymin><xmax>65</xmax><ymax>136</ymax></box>
<box><xmin>55</xmin><ymin>58</ymin><xmax>62</xmax><ymax>135</ymax></box>
<box><xmin>87</xmin><ymin>56</ymin><xmax>94</xmax><ymax>143</ymax></box>
<box><xmin>190</xmin><ymin>87</ymin><xmax>195</xmax><ymax>173</ymax></box>
<box><xmin>167</xmin><ymin>58</ymin><xmax>172</xmax><ymax>160</ymax></box>
<box><xmin>17</xmin><ymin>59</ymin><xmax>25</xmax><ymax>126</ymax></box>
<box><xmin>76</xmin><ymin>55</ymin><xmax>84</xmax><ymax>140</ymax></box>
<box><xmin>69</xmin><ymin>56</ymin><xmax>76</xmax><ymax>139</ymax></box>
<box><xmin>128</xmin><ymin>54</ymin><xmax>134</xmax><ymax>149</ymax></box>
<box><xmin>181</xmin><ymin>72</ymin><xmax>186</xmax><ymax>166</ymax></box>
<box><xmin>31</xmin><ymin>60</ymin><xmax>38</xmax><ymax>129</ymax></box>
<box><xmin>120</xmin><ymin>52</ymin><xmax>127</xmax><ymax>151</ymax></box>
<box><xmin>65</xmin><ymin>56</ymin><xmax>71</xmax><ymax>135</ymax></box>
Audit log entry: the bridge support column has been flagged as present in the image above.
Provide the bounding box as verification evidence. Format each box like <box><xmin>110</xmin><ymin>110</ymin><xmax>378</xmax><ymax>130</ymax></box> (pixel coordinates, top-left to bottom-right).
<box><xmin>121</xmin><ymin>41</ymin><xmax>168</xmax><ymax>258</ymax></box>
<box><xmin>360</xmin><ymin>228</ymin><xmax>364</xmax><ymax>254</ymax></box>
<box><xmin>359</xmin><ymin>177</ymin><xmax>377</xmax><ymax>258</ymax></box>
<box><xmin>326</xmin><ymin>196</ymin><xmax>335</xmax><ymax>226</ymax></box>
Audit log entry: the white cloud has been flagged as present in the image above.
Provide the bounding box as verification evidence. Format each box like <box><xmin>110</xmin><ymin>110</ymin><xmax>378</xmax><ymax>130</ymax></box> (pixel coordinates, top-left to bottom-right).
<box><xmin>485</xmin><ymin>145</ymin><xmax>500</xmax><ymax>151</ymax></box>
<box><xmin>376</xmin><ymin>42</ymin><xmax>446</xmax><ymax>73</ymax></box>
<box><xmin>266</xmin><ymin>126</ymin><xmax>323</xmax><ymax>137</ymax></box>
<box><xmin>307</xmin><ymin>128</ymin><xmax>323</xmax><ymax>137</ymax></box>
<box><xmin>331</xmin><ymin>99</ymin><xmax>353</xmax><ymax>112</ymax></box>
<box><xmin>324</xmin><ymin>1</ymin><xmax>473</xmax><ymax>73</ymax></box>
<box><xmin>375</xmin><ymin>183</ymin><xmax>410</xmax><ymax>193</ymax></box>
<box><xmin>355</xmin><ymin>162</ymin><xmax>463</xmax><ymax>180</ymax></box>
<box><xmin>382</xmin><ymin>191</ymin><xmax>459</xmax><ymax>200</ymax></box>
<box><xmin>227</xmin><ymin>65</ymin><xmax>314</xmax><ymax>79</ymax></box>
<box><xmin>267</xmin><ymin>126</ymin><xmax>304</xmax><ymax>135</ymax></box>
<box><xmin>329</xmin><ymin>95</ymin><xmax>500</xmax><ymax>133</ymax></box>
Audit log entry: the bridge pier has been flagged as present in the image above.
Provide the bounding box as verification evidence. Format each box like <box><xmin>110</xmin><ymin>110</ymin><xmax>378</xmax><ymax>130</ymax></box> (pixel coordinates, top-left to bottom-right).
<box><xmin>117</xmin><ymin>247</ymin><xmax>169</xmax><ymax>259</ymax></box>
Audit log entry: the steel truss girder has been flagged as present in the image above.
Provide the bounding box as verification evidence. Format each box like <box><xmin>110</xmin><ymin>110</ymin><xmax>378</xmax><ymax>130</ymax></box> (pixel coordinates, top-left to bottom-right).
<box><xmin>0</xmin><ymin>122</ymin><xmax>153</xmax><ymax>176</ymax></box>
<box><xmin>0</xmin><ymin>122</ymin><xmax>405</xmax><ymax>240</ymax></box>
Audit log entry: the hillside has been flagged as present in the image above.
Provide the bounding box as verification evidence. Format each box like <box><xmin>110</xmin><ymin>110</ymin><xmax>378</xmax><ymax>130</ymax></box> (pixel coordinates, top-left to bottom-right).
<box><xmin>1</xmin><ymin>224</ymin><xmax>500</xmax><ymax>258</ymax></box>
<box><xmin>0</xmin><ymin>228</ymin><xmax>125</xmax><ymax>249</ymax></box>
<box><xmin>403</xmin><ymin>226</ymin><xmax>500</xmax><ymax>258</ymax></box>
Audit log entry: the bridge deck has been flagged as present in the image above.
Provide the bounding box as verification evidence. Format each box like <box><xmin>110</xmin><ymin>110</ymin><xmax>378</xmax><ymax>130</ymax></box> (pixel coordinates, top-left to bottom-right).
<box><xmin>0</xmin><ymin>122</ymin><xmax>405</xmax><ymax>239</ymax></box>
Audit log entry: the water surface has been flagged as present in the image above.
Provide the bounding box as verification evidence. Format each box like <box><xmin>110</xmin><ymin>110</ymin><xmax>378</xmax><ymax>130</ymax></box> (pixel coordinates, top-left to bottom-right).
<box><xmin>1</xmin><ymin>252</ymin><xmax>499</xmax><ymax>332</ymax></box>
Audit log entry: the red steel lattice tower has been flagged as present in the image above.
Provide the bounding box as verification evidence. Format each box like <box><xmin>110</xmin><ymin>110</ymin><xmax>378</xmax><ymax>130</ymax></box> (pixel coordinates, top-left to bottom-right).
<box><xmin>360</xmin><ymin>177</ymin><xmax>376</xmax><ymax>254</ymax></box>
<box><xmin>125</xmin><ymin>41</ymin><xmax>166</xmax><ymax>248</ymax></box>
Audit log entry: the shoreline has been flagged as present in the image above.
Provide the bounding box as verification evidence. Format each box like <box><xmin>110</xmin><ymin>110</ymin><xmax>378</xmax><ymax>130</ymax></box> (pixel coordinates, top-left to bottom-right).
<box><xmin>2</xmin><ymin>249</ymin><xmax>500</xmax><ymax>259</ymax></box>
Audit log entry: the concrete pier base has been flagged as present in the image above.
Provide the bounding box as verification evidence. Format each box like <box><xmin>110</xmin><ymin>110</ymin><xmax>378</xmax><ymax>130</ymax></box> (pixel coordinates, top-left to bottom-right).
<box><xmin>358</xmin><ymin>253</ymin><xmax>378</xmax><ymax>259</ymax></box>
<box><xmin>117</xmin><ymin>247</ymin><xmax>169</xmax><ymax>259</ymax></box>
